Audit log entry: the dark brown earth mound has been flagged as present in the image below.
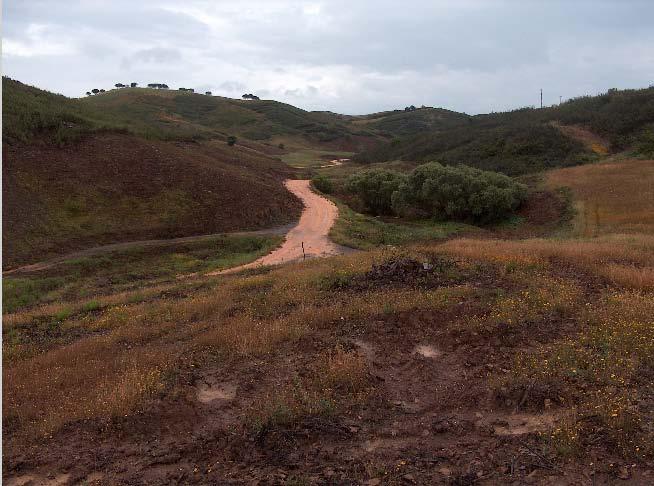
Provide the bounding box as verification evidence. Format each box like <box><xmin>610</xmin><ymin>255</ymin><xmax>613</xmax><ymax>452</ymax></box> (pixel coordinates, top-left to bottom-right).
<box><xmin>3</xmin><ymin>133</ymin><xmax>302</xmax><ymax>269</ymax></box>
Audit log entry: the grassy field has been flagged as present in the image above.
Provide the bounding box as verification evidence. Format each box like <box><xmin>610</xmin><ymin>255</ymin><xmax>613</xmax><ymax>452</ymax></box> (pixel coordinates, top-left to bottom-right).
<box><xmin>3</xmin><ymin>234</ymin><xmax>282</xmax><ymax>314</ymax></box>
<box><xmin>329</xmin><ymin>200</ymin><xmax>469</xmax><ymax>249</ymax></box>
<box><xmin>4</xmin><ymin>154</ymin><xmax>654</xmax><ymax>482</ymax></box>
<box><xmin>4</xmin><ymin>229</ymin><xmax>654</xmax><ymax>482</ymax></box>
<box><xmin>546</xmin><ymin>158</ymin><xmax>654</xmax><ymax>236</ymax></box>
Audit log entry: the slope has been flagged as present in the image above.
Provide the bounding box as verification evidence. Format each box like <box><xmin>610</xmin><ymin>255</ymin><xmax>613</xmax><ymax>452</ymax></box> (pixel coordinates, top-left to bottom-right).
<box><xmin>3</xmin><ymin>77</ymin><xmax>378</xmax><ymax>149</ymax></box>
<box><xmin>3</xmin><ymin>133</ymin><xmax>302</xmax><ymax>269</ymax></box>
<box><xmin>350</xmin><ymin>106</ymin><xmax>472</xmax><ymax>137</ymax></box>
<box><xmin>355</xmin><ymin>86</ymin><xmax>654</xmax><ymax>175</ymax></box>
<box><xmin>2</xmin><ymin>78</ymin><xmax>305</xmax><ymax>268</ymax></box>
<box><xmin>79</xmin><ymin>85</ymin><xmax>377</xmax><ymax>148</ymax></box>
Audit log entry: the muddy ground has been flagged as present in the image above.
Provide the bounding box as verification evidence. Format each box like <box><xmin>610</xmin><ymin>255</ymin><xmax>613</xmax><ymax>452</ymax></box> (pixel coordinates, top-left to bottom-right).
<box><xmin>5</xmin><ymin>258</ymin><xmax>652</xmax><ymax>485</ymax></box>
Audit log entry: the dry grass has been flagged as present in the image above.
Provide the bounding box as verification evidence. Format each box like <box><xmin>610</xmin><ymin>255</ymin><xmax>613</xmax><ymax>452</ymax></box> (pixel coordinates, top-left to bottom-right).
<box><xmin>3</xmin><ymin>249</ymin><xmax>470</xmax><ymax>440</ymax></box>
<box><xmin>466</xmin><ymin>275</ymin><xmax>583</xmax><ymax>332</ymax></box>
<box><xmin>545</xmin><ymin>159</ymin><xmax>654</xmax><ymax>236</ymax></box>
<box><xmin>5</xmin><ymin>215</ymin><xmax>654</xmax><ymax>465</ymax></box>
<box><xmin>507</xmin><ymin>291</ymin><xmax>654</xmax><ymax>458</ymax></box>
<box><xmin>596</xmin><ymin>263</ymin><xmax>654</xmax><ymax>291</ymax></box>
<box><xmin>247</xmin><ymin>346</ymin><xmax>372</xmax><ymax>432</ymax></box>
<box><xmin>429</xmin><ymin>234</ymin><xmax>654</xmax><ymax>459</ymax></box>
<box><xmin>436</xmin><ymin>234</ymin><xmax>654</xmax><ymax>291</ymax></box>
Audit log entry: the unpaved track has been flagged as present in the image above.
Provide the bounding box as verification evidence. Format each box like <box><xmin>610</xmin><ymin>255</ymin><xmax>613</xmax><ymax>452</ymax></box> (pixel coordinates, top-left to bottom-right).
<box><xmin>3</xmin><ymin>225</ymin><xmax>294</xmax><ymax>276</ymax></box>
<box><xmin>5</xmin><ymin>180</ymin><xmax>344</xmax><ymax>277</ymax></box>
<box><xmin>210</xmin><ymin>180</ymin><xmax>346</xmax><ymax>275</ymax></box>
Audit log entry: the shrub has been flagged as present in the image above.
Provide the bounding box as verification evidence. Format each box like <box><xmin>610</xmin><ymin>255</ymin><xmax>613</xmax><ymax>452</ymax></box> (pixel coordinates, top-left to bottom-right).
<box><xmin>82</xmin><ymin>300</ymin><xmax>102</xmax><ymax>312</ymax></box>
<box><xmin>227</xmin><ymin>135</ymin><xmax>237</xmax><ymax>146</ymax></box>
<box><xmin>634</xmin><ymin>126</ymin><xmax>654</xmax><ymax>157</ymax></box>
<box><xmin>311</xmin><ymin>175</ymin><xmax>333</xmax><ymax>194</ymax></box>
<box><xmin>392</xmin><ymin>162</ymin><xmax>527</xmax><ymax>223</ymax></box>
<box><xmin>345</xmin><ymin>169</ymin><xmax>406</xmax><ymax>215</ymax></box>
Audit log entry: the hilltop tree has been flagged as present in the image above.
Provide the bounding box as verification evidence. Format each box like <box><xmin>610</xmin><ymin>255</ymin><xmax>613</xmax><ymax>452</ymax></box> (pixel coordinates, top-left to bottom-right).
<box><xmin>242</xmin><ymin>93</ymin><xmax>260</xmax><ymax>100</ymax></box>
<box><xmin>114</xmin><ymin>83</ymin><xmax>125</xmax><ymax>88</ymax></box>
<box><xmin>130</xmin><ymin>82</ymin><xmax>138</xmax><ymax>88</ymax></box>
<box><xmin>91</xmin><ymin>88</ymin><xmax>100</xmax><ymax>95</ymax></box>
<box><xmin>86</xmin><ymin>91</ymin><xmax>92</xmax><ymax>96</ymax></box>
<box><xmin>205</xmin><ymin>91</ymin><xmax>212</xmax><ymax>95</ymax></box>
<box><xmin>99</xmin><ymin>89</ymin><xmax>105</xmax><ymax>93</ymax></box>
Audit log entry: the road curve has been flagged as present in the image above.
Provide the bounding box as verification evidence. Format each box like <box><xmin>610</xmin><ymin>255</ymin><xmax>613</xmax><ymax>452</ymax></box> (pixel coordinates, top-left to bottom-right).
<box><xmin>209</xmin><ymin>179</ymin><xmax>345</xmax><ymax>275</ymax></box>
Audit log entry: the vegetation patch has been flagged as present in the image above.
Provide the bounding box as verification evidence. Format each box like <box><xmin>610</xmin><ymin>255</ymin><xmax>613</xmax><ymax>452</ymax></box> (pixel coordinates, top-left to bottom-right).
<box><xmin>392</xmin><ymin>162</ymin><xmax>527</xmax><ymax>222</ymax></box>
<box><xmin>3</xmin><ymin>235</ymin><xmax>282</xmax><ymax>313</ymax></box>
<box><xmin>330</xmin><ymin>201</ymin><xmax>468</xmax><ymax>250</ymax></box>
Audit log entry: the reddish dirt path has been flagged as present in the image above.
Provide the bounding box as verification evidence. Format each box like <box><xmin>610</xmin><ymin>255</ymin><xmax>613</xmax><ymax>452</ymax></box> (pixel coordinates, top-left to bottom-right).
<box><xmin>210</xmin><ymin>180</ymin><xmax>346</xmax><ymax>275</ymax></box>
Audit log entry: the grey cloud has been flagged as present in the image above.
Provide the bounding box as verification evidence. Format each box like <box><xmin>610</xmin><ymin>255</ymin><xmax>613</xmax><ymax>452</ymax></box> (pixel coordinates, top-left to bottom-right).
<box><xmin>219</xmin><ymin>81</ymin><xmax>246</xmax><ymax>92</ymax></box>
<box><xmin>3</xmin><ymin>0</ymin><xmax>654</xmax><ymax>115</ymax></box>
<box><xmin>132</xmin><ymin>48</ymin><xmax>182</xmax><ymax>64</ymax></box>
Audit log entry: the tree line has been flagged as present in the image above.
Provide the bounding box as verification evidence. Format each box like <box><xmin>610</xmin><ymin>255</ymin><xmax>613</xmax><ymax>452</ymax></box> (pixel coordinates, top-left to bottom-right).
<box><xmin>84</xmin><ymin>83</ymin><xmax>261</xmax><ymax>101</ymax></box>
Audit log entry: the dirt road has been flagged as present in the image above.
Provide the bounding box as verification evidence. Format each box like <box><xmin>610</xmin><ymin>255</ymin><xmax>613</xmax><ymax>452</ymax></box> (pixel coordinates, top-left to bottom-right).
<box><xmin>320</xmin><ymin>158</ymin><xmax>350</xmax><ymax>168</ymax></box>
<box><xmin>5</xmin><ymin>180</ymin><xmax>344</xmax><ymax>277</ymax></box>
<box><xmin>3</xmin><ymin>225</ymin><xmax>294</xmax><ymax>276</ymax></box>
<box><xmin>210</xmin><ymin>180</ymin><xmax>345</xmax><ymax>275</ymax></box>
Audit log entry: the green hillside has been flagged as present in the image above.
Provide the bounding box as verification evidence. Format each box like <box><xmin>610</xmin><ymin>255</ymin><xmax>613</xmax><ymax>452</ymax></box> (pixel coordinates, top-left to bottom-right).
<box><xmin>2</xmin><ymin>77</ymin><xmax>126</xmax><ymax>145</ymax></box>
<box><xmin>355</xmin><ymin>86</ymin><xmax>654</xmax><ymax>174</ymax></box>
<box><xmin>2</xmin><ymin>77</ymin><xmax>377</xmax><ymax>148</ymax></box>
<box><xmin>2</xmin><ymin>78</ymin><xmax>304</xmax><ymax>268</ymax></box>
<box><xmin>350</xmin><ymin>106</ymin><xmax>472</xmax><ymax>137</ymax></box>
<box><xmin>80</xmin><ymin>87</ymin><xmax>373</xmax><ymax>144</ymax></box>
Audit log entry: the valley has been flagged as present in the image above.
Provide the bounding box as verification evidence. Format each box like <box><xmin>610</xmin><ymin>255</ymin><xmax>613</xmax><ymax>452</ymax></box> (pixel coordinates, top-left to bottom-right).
<box><xmin>3</xmin><ymin>78</ymin><xmax>654</xmax><ymax>485</ymax></box>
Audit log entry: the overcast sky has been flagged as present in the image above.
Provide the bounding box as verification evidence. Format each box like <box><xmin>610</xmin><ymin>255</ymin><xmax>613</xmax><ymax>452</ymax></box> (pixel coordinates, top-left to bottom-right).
<box><xmin>3</xmin><ymin>0</ymin><xmax>654</xmax><ymax>115</ymax></box>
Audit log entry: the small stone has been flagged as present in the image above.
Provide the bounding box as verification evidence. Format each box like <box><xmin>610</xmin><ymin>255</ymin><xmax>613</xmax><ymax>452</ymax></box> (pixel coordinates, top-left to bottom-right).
<box><xmin>438</xmin><ymin>467</ymin><xmax>452</xmax><ymax>476</ymax></box>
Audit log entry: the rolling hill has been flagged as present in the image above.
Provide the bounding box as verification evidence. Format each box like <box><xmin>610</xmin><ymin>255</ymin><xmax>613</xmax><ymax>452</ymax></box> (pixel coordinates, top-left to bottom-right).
<box><xmin>350</xmin><ymin>106</ymin><xmax>472</xmax><ymax>137</ymax></box>
<box><xmin>354</xmin><ymin>86</ymin><xmax>654</xmax><ymax>174</ymax></box>
<box><xmin>5</xmin><ymin>77</ymin><xmax>654</xmax><ymax>268</ymax></box>
<box><xmin>3</xmin><ymin>77</ymin><xmax>379</xmax><ymax>149</ymax></box>
<box><xmin>4</xmin><ymin>76</ymin><xmax>654</xmax><ymax>483</ymax></box>
<box><xmin>2</xmin><ymin>78</ymin><xmax>305</xmax><ymax>269</ymax></box>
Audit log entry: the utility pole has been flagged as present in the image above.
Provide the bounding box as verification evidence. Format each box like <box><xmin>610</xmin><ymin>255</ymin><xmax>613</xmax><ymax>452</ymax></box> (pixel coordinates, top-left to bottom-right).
<box><xmin>559</xmin><ymin>95</ymin><xmax>562</xmax><ymax>105</ymax></box>
<box><xmin>540</xmin><ymin>88</ymin><xmax>543</xmax><ymax>109</ymax></box>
